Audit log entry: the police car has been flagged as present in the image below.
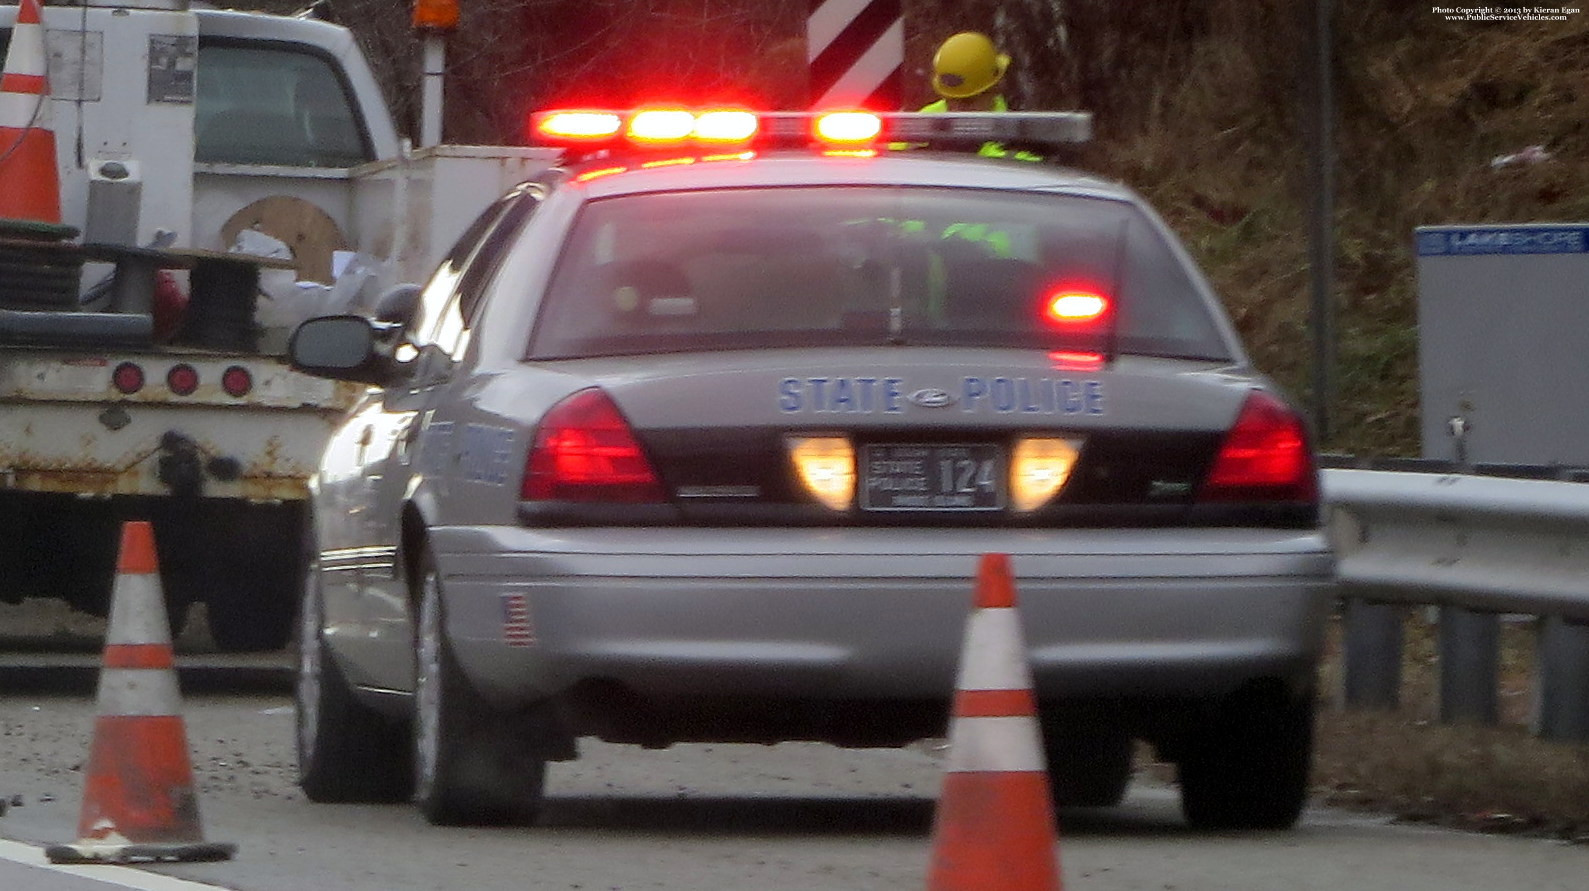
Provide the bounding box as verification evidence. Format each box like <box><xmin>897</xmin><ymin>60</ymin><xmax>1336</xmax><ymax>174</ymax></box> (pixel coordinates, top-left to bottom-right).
<box><xmin>288</xmin><ymin>107</ymin><xmax>1335</xmax><ymax>830</ymax></box>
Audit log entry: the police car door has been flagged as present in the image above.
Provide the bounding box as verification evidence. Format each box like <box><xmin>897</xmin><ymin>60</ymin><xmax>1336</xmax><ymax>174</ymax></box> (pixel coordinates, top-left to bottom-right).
<box><xmin>355</xmin><ymin>184</ymin><xmax>546</xmax><ymax>681</ymax></box>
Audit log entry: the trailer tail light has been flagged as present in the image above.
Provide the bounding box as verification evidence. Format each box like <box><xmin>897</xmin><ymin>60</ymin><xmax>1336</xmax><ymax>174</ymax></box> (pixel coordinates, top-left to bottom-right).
<box><xmin>521</xmin><ymin>388</ymin><xmax>665</xmax><ymax>503</ymax></box>
<box><xmin>221</xmin><ymin>365</ymin><xmax>253</xmax><ymax>398</ymax></box>
<box><xmin>112</xmin><ymin>362</ymin><xmax>145</xmax><ymax>395</ymax></box>
<box><xmin>786</xmin><ymin>435</ymin><xmax>856</xmax><ymax>511</ymax></box>
<box><xmin>166</xmin><ymin>363</ymin><xmax>199</xmax><ymax>396</ymax></box>
<box><xmin>1199</xmin><ymin>391</ymin><xmax>1317</xmax><ymax>502</ymax></box>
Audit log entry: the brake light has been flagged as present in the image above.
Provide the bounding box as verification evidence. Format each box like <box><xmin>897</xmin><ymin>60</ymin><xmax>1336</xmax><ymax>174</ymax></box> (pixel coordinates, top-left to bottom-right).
<box><xmin>1044</xmin><ymin>290</ymin><xmax>1109</xmax><ymax>324</ymax></box>
<box><xmin>1200</xmin><ymin>391</ymin><xmax>1316</xmax><ymax>502</ymax></box>
<box><xmin>521</xmin><ymin>389</ymin><xmax>665</xmax><ymax>503</ymax></box>
<box><xmin>814</xmin><ymin>111</ymin><xmax>882</xmax><ymax>145</ymax></box>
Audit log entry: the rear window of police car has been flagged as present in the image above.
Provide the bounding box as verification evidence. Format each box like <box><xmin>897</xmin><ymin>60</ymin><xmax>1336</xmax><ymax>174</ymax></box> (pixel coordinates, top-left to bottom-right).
<box><xmin>529</xmin><ymin>186</ymin><xmax>1232</xmax><ymax>361</ymax></box>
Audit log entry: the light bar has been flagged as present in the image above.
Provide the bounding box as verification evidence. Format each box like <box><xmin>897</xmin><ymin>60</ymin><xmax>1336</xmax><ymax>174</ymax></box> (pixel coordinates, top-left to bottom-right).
<box><xmin>530</xmin><ymin>108</ymin><xmax>1094</xmax><ymax>153</ymax></box>
<box><xmin>885</xmin><ymin>111</ymin><xmax>1093</xmax><ymax>146</ymax></box>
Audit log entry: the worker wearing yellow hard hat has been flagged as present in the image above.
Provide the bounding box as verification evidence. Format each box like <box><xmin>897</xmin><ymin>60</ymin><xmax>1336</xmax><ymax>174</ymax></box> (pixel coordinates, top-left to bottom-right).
<box><xmin>918</xmin><ymin>31</ymin><xmax>1039</xmax><ymax>161</ymax></box>
<box><xmin>924</xmin><ymin>31</ymin><xmax>1010</xmax><ymax>113</ymax></box>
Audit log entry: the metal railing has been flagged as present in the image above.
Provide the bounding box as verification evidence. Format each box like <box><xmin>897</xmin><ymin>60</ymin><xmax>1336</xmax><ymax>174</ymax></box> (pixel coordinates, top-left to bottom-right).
<box><xmin>1321</xmin><ymin>458</ymin><xmax>1589</xmax><ymax>742</ymax></box>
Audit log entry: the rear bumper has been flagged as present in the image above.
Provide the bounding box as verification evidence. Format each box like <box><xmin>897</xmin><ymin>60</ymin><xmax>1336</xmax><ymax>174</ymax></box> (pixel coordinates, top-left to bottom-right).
<box><xmin>430</xmin><ymin>526</ymin><xmax>1335</xmax><ymax>707</ymax></box>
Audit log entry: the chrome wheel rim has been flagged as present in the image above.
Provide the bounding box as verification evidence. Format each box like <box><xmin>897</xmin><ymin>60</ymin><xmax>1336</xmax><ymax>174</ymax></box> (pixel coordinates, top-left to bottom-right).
<box><xmin>414</xmin><ymin>570</ymin><xmax>442</xmax><ymax>799</ymax></box>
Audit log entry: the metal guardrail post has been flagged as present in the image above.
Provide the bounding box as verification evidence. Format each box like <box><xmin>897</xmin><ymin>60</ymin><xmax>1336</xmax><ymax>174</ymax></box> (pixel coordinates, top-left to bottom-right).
<box><xmin>1340</xmin><ymin>599</ymin><xmax>1403</xmax><ymax>709</ymax></box>
<box><xmin>1534</xmin><ymin>615</ymin><xmax>1589</xmax><ymax>742</ymax></box>
<box><xmin>1438</xmin><ymin>606</ymin><xmax>1499</xmax><ymax>725</ymax></box>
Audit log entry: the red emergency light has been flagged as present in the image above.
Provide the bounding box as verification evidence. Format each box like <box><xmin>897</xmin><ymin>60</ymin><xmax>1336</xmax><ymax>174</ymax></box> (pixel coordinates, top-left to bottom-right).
<box><xmin>530</xmin><ymin>107</ymin><xmax>887</xmax><ymax>153</ymax></box>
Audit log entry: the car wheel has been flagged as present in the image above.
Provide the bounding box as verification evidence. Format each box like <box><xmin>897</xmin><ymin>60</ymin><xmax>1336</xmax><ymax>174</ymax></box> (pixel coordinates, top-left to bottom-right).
<box><xmin>1043</xmin><ymin>722</ymin><xmax>1133</xmax><ymax>808</ymax></box>
<box><xmin>297</xmin><ymin>541</ymin><xmax>412</xmax><ymax>803</ymax></box>
<box><xmin>413</xmin><ymin>550</ymin><xmax>548</xmax><ymax>826</ymax></box>
<box><xmin>1177</xmin><ymin>683</ymin><xmax>1315</xmax><ymax>830</ymax></box>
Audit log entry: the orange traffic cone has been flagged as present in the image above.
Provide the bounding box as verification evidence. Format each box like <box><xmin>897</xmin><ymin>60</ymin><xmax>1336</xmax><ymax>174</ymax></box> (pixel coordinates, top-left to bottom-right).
<box><xmin>45</xmin><ymin>522</ymin><xmax>236</xmax><ymax>864</ymax></box>
<box><xmin>926</xmin><ymin>553</ymin><xmax>1062</xmax><ymax>891</ymax></box>
<box><xmin>0</xmin><ymin>0</ymin><xmax>63</xmax><ymax>224</ymax></box>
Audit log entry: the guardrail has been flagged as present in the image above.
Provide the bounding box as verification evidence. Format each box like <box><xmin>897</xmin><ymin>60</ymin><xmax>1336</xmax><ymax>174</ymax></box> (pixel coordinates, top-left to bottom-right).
<box><xmin>1320</xmin><ymin>457</ymin><xmax>1589</xmax><ymax>742</ymax></box>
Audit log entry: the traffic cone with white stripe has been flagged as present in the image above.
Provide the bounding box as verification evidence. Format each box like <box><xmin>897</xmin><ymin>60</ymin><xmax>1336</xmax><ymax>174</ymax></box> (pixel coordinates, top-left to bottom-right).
<box><xmin>926</xmin><ymin>553</ymin><xmax>1062</xmax><ymax>890</ymax></box>
<box><xmin>45</xmin><ymin>522</ymin><xmax>236</xmax><ymax>864</ymax></box>
<box><xmin>0</xmin><ymin>0</ymin><xmax>62</xmax><ymax>224</ymax></box>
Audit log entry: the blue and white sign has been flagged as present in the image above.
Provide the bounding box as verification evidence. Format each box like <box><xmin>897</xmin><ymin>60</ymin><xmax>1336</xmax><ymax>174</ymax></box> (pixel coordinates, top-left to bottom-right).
<box><xmin>1416</xmin><ymin>226</ymin><xmax>1589</xmax><ymax>257</ymax></box>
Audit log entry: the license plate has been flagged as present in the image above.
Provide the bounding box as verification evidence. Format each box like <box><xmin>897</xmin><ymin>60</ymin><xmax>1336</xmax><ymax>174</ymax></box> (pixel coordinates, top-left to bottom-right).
<box><xmin>860</xmin><ymin>444</ymin><xmax>1004</xmax><ymax>511</ymax></box>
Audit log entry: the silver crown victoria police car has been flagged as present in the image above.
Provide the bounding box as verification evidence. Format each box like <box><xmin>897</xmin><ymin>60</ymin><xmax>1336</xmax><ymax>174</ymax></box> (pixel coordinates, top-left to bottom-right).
<box><xmin>288</xmin><ymin>109</ymin><xmax>1336</xmax><ymax>831</ymax></box>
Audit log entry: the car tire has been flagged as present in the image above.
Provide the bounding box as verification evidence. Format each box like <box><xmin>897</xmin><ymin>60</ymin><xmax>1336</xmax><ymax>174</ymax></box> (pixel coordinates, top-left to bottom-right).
<box><xmin>1043</xmin><ymin>722</ymin><xmax>1133</xmax><ymax>808</ymax></box>
<box><xmin>1177</xmin><ymin>683</ymin><xmax>1315</xmax><ymax>830</ymax></box>
<box><xmin>296</xmin><ymin>543</ymin><xmax>413</xmax><ymax>803</ymax></box>
<box><xmin>413</xmin><ymin>549</ymin><xmax>548</xmax><ymax>826</ymax></box>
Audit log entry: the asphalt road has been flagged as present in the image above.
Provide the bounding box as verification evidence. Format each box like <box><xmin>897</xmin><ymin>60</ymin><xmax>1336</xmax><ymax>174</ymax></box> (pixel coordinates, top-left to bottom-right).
<box><xmin>4</xmin><ymin>691</ymin><xmax>1589</xmax><ymax>891</ymax></box>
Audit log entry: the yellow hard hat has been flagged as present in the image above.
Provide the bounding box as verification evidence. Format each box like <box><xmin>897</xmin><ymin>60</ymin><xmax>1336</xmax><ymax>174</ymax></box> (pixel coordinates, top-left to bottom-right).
<box><xmin>931</xmin><ymin>32</ymin><xmax>1009</xmax><ymax>100</ymax></box>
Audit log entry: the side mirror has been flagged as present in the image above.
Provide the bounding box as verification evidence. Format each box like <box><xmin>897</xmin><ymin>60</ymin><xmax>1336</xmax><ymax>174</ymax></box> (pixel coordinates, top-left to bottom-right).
<box><xmin>288</xmin><ymin>315</ymin><xmax>397</xmax><ymax>384</ymax></box>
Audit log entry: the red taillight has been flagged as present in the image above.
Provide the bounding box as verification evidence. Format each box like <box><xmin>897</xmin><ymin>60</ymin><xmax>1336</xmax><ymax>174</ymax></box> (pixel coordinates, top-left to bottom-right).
<box><xmin>166</xmin><ymin>363</ymin><xmax>199</xmax><ymax>396</ymax></box>
<box><xmin>1200</xmin><ymin>391</ymin><xmax>1317</xmax><ymax>502</ymax></box>
<box><xmin>221</xmin><ymin>365</ymin><xmax>252</xmax><ymax>397</ymax></box>
<box><xmin>521</xmin><ymin>389</ymin><xmax>665</xmax><ymax>503</ymax></box>
<box><xmin>112</xmin><ymin>362</ymin><xmax>144</xmax><ymax>395</ymax></box>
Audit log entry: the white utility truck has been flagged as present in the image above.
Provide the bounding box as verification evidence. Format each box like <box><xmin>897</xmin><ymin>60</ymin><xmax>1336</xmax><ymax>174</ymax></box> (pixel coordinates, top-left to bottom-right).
<box><xmin>0</xmin><ymin>0</ymin><xmax>553</xmax><ymax>649</ymax></box>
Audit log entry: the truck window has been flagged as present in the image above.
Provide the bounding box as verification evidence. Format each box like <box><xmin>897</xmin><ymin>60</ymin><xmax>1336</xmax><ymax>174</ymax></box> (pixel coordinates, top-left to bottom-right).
<box><xmin>194</xmin><ymin>40</ymin><xmax>372</xmax><ymax>168</ymax></box>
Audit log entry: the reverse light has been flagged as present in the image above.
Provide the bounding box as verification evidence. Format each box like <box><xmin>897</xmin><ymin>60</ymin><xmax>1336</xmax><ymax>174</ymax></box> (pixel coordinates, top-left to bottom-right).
<box><xmin>534</xmin><ymin>110</ymin><xmax>622</xmax><ymax>141</ymax></box>
<box><xmin>1200</xmin><ymin>391</ymin><xmax>1317</xmax><ymax>502</ymax></box>
<box><xmin>1010</xmin><ymin>436</ymin><xmax>1082</xmax><ymax>512</ymax></box>
<box><xmin>521</xmin><ymin>389</ymin><xmax>665</xmax><ymax>503</ymax></box>
<box><xmin>166</xmin><ymin>363</ymin><xmax>199</xmax><ymax>396</ymax></box>
<box><xmin>787</xmin><ymin>435</ymin><xmax>856</xmax><ymax>511</ymax></box>
<box><xmin>628</xmin><ymin>109</ymin><xmax>696</xmax><ymax>144</ymax></box>
<box><xmin>112</xmin><ymin>361</ymin><xmax>144</xmax><ymax>395</ymax></box>
<box><xmin>221</xmin><ymin>365</ymin><xmax>253</xmax><ymax>398</ymax></box>
<box><xmin>1044</xmin><ymin>290</ymin><xmax>1109</xmax><ymax>324</ymax></box>
<box><xmin>814</xmin><ymin>111</ymin><xmax>882</xmax><ymax>145</ymax></box>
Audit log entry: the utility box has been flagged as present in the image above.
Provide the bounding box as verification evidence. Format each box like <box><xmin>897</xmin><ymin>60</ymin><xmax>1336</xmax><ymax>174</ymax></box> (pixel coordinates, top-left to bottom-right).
<box><xmin>1416</xmin><ymin>223</ymin><xmax>1589</xmax><ymax>464</ymax></box>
